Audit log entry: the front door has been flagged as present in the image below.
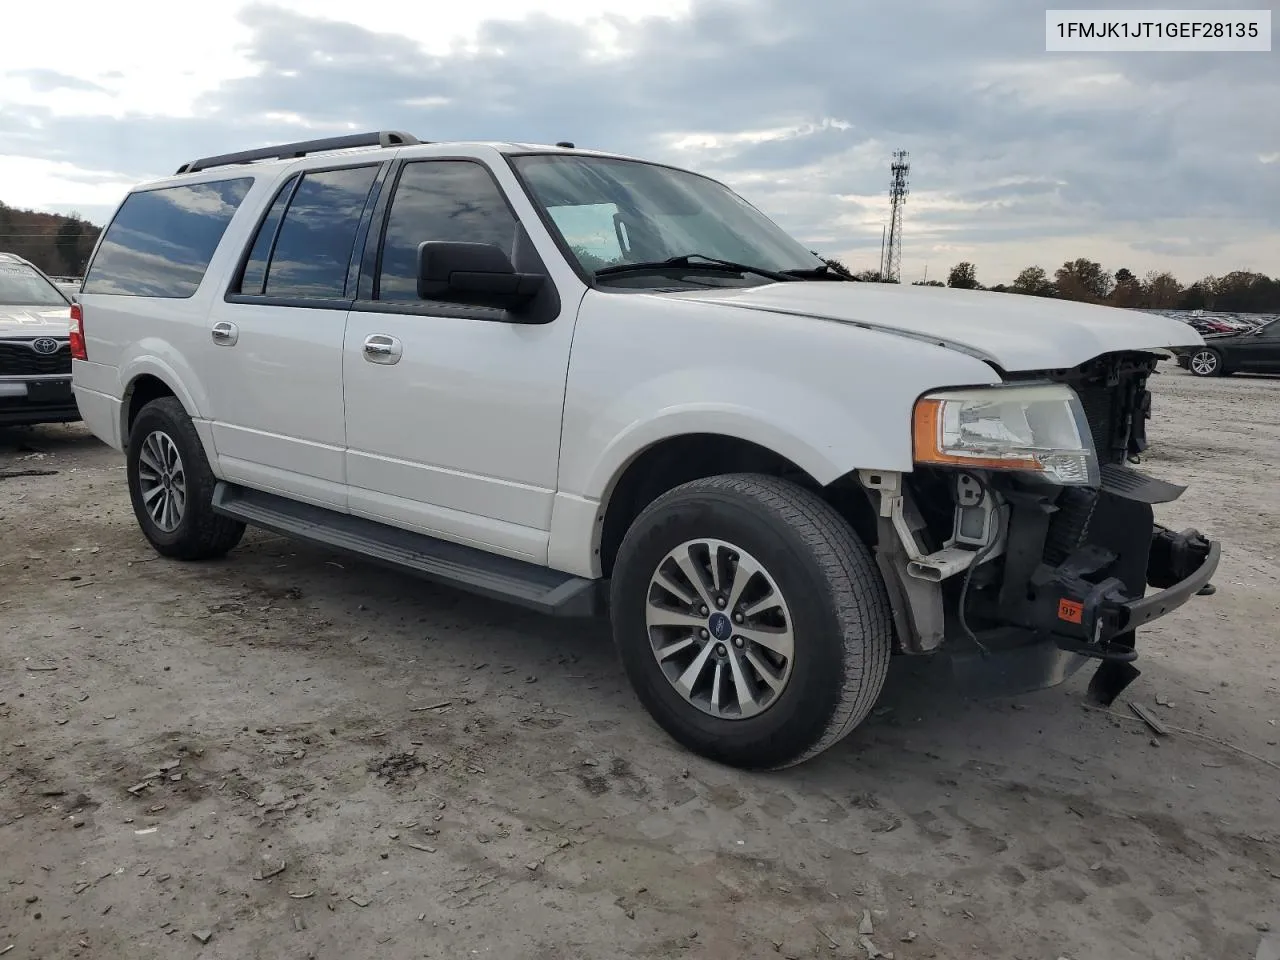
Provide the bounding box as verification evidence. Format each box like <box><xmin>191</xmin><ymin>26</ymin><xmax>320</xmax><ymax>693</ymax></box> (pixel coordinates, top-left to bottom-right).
<box><xmin>342</xmin><ymin>158</ymin><xmax>576</xmax><ymax>563</ymax></box>
<box><xmin>203</xmin><ymin>163</ymin><xmax>384</xmax><ymax>509</ymax></box>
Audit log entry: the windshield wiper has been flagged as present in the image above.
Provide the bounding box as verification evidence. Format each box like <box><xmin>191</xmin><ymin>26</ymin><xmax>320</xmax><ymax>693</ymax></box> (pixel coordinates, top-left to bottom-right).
<box><xmin>594</xmin><ymin>254</ymin><xmax>798</xmax><ymax>283</ymax></box>
<box><xmin>780</xmin><ymin>264</ymin><xmax>855</xmax><ymax>281</ymax></box>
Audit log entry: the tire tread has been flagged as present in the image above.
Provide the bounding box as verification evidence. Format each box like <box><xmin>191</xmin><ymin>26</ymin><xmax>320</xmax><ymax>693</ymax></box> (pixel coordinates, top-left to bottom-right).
<box><xmin>129</xmin><ymin>397</ymin><xmax>244</xmax><ymax>560</ymax></box>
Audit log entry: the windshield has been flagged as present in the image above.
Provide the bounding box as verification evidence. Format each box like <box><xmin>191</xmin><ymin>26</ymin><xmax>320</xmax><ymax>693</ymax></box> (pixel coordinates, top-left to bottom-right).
<box><xmin>510</xmin><ymin>154</ymin><xmax>825</xmax><ymax>282</ymax></box>
<box><xmin>0</xmin><ymin>262</ymin><xmax>70</xmax><ymax>307</ymax></box>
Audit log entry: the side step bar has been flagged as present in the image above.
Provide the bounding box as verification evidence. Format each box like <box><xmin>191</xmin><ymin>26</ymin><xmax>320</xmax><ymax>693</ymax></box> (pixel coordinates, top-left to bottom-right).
<box><xmin>211</xmin><ymin>483</ymin><xmax>601</xmax><ymax>618</ymax></box>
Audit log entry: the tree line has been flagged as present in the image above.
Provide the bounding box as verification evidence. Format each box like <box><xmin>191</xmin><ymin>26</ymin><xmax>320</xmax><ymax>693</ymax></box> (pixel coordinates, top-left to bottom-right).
<box><xmin>822</xmin><ymin>254</ymin><xmax>1280</xmax><ymax>314</ymax></box>
<box><xmin>0</xmin><ymin>201</ymin><xmax>102</xmax><ymax>277</ymax></box>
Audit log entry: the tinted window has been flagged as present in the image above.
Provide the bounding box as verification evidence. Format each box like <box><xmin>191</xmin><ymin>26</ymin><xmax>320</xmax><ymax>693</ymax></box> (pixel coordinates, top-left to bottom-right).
<box><xmin>0</xmin><ymin>262</ymin><xmax>69</xmax><ymax>307</ymax></box>
<box><xmin>83</xmin><ymin>178</ymin><xmax>253</xmax><ymax>298</ymax></box>
<box><xmin>237</xmin><ymin>175</ymin><xmax>298</xmax><ymax>296</ymax></box>
<box><xmin>263</xmin><ymin>166</ymin><xmax>379</xmax><ymax>300</ymax></box>
<box><xmin>377</xmin><ymin>161</ymin><xmax>517</xmax><ymax>301</ymax></box>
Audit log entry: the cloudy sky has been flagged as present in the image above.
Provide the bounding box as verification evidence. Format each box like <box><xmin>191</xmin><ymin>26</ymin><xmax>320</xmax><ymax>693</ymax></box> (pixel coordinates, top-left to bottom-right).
<box><xmin>3</xmin><ymin>0</ymin><xmax>1277</xmax><ymax>284</ymax></box>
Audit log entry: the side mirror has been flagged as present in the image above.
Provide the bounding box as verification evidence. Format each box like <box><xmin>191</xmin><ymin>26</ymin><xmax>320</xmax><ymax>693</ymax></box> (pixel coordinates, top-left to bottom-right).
<box><xmin>416</xmin><ymin>241</ymin><xmax>544</xmax><ymax>310</ymax></box>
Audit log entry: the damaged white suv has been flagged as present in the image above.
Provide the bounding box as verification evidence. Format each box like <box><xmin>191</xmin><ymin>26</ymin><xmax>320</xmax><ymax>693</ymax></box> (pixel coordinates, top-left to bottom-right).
<box><xmin>72</xmin><ymin>131</ymin><xmax>1219</xmax><ymax>768</ymax></box>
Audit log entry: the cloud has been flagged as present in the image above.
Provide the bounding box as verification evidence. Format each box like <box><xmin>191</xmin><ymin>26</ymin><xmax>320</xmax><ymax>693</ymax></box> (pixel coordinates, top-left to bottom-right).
<box><xmin>2</xmin><ymin>0</ymin><xmax>1277</xmax><ymax>283</ymax></box>
<box><xmin>7</xmin><ymin>69</ymin><xmax>105</xmax><ymax>93</ymax></box>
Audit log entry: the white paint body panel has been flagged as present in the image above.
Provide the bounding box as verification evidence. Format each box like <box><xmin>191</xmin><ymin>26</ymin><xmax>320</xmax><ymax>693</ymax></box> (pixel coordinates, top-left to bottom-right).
<box><xmin>0</xmin><ymin>306</ymin><xmax>68</xmax><ymax>336</ymax></box>
<box><xmin>202</xmin><ymin>301</ymin><xmax>350</xmax><ymax>510</ymax></box>
<box><xmin>667</xmin><ymin>283</ymin><xmax>1203</xmax><ymax>372</ymax></box>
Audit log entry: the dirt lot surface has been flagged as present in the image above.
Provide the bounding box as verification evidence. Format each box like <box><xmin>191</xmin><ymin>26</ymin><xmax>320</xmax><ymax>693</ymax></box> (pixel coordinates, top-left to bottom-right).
<box><xmin>2</xmin><ymin>367</ymin><xmax>1278</xmax><ymax>960</ymax></box>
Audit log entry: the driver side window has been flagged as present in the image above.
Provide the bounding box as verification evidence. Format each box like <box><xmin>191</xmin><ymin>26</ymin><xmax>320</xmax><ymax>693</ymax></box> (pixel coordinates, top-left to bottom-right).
<box><xmin>376</xmin><ymin>161</ymin><xmax>518</xmax><ymax>302</ymax></box>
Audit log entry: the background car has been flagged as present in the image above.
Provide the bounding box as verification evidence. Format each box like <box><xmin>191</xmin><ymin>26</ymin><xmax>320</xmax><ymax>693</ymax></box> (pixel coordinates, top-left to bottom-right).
<box><xmin>0</xmin><ymin>252</ymin><xmax>79</xmax><ymax>426</ymax></box>
<box><xmin>1175</xmin><ymin>318</ymin><xmax>1280</xmax><ymax>377</ymax></box>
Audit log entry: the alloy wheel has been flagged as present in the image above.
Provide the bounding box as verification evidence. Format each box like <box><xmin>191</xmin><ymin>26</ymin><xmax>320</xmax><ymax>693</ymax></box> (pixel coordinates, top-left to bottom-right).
<box><xmin>136</xmin><ymin>430</ymin><xmax>186</xmax><ymax>532</ymax></box>
<box><xmin>644</xmin><ymin>538</ymin><xmax>795</xmax><ymax>720</ymax></box>
<box><xmin>1190</xmin><ymin>350</ymin><xmax>1219</xmax><ymax>376</ymax></box>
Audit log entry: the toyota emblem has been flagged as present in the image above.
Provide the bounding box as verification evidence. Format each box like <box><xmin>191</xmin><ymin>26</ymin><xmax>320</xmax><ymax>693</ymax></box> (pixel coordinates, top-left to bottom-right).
<box><xmin>31</xmin><ymin>338</ymin><xmax>60</xmax><ymax>355</ymax></box>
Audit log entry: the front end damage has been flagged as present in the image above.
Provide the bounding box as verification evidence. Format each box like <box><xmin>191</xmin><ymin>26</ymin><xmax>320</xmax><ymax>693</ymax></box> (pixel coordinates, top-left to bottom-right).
<box><xmin>861</xmin><ymin>350</ymin><xmax>1220</xmax><ymax>703</ymax></box>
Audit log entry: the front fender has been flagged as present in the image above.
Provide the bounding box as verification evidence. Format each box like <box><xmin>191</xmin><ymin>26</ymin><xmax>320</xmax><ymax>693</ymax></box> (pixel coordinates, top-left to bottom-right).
<box><xmin>559</xmin><ymin>291</ymin><xmax>1004</xmax><ymax>504</ymax></box>
<box><xmin>582</xmin><ymin>371</ymin><xmax>900</xmax><ymax>500</ymax></box>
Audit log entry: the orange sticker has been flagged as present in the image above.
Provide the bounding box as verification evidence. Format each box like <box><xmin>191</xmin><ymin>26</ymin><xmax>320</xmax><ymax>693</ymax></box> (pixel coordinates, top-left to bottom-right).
<box><xmin>1058</xmin><ymin>599</ymin><xmax>1084</xmax><ymax>624</ymax></box>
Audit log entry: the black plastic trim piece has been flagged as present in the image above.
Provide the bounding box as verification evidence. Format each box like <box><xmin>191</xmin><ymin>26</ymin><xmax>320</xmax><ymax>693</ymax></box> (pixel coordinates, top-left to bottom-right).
<box><xmin>211</xmin><ymin>483</ymin><xmax>600</xmax><ymax>617</ymax></box>
<box><xmin>1122</xmin><ymin>539</ymin><xmax>1220</xmax><ymax>632</ymax></box>
<box><xmin>349</xmin><ymin>299</ymin><xmax>511</xmax><ymax>322</ymax></box>
<box><xmin>226</xmin><ymin>172</ymin><xmax>301</xmax><ymax>299</ymax></box>
<box><xmin>221</xmin><ymin>294</ymin><xmax>353</xmax><ymax>311</ymax></box>
<box><xmin>176</xmin><ymin>131</ymin><xmax>420</xmax><ymax>175</ymax></box>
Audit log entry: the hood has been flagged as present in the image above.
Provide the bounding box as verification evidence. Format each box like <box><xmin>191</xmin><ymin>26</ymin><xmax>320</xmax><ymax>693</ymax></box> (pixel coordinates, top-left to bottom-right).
<box><xmin>665</xmin><ymin>283</ymin><xmax>1203</xmax><ymax>372</ymax></box>
<box><xmin>0</xmin><ymin>305</ymin><xmax>71</xmax><ymax>338</ymax></box>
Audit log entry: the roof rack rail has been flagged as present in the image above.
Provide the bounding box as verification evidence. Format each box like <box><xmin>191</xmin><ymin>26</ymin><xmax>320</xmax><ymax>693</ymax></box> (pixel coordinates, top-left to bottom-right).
<box><xmin>175</xmin><ymin>130</ymin><xmax>422</xmax><ymax>175</ymax></box>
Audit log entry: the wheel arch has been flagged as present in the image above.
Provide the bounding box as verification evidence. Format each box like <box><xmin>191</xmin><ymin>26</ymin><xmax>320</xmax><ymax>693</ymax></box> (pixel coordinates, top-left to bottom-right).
<box><xmin>117</xmin><ymin>362</ymin><xmax>218</xmax><ymax>470</ymax></box>
<box><xmin>594</xmin><ymin>432</ymin><xmax>879</xmax><ymax>579</ymax></box>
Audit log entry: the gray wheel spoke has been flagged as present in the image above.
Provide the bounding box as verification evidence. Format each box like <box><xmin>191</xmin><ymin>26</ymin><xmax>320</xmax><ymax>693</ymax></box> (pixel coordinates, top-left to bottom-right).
<box><xmin>646</xmin><ymin>605</ymin><xmax>708</xmax><ymax>630</ymax></box>
<box><xmin>139</xmin><ymin>443</ymin><xmax>163</xmax><ymax>475</ymax></box>
<box><xmin>737</xmin><ymin>624</ymin><xmax>794</xmax><ymax>660</ymax></box>
<box><xmin>141</xmin><ymin>484</ymin><xmax>165</xmax><ymax>506</ymax></box>
<box><xmin>708</xmin><ymin>543</ymin><xmax>725</xmax><ymax>595</ymax></box>
<box><xmin>654</xmin><ymin>570</ymin><xmax>697</xmax><ymax>607</ymax></box>
<box><xmin>675</xmin><ymin>642</ymin><xmax>716</xmax><ymax>697</ymax></box>
<box><xmin>744</xmin><ymin>649</ymin><xmax>785</xmax><ymax>691</ymax></box>
<box><xmin>725</xmin><ymin>552</ymin><xmax>765</xmax><ymax>613</ymax></box>
<box><xmin>673</xmin><ymin>549</ymin><xmax>714</xmax><ymax>608</ymax></box>
<box><xmin>726</xmin><ymin>648</ymin><xmax>755</xmax><ymax>714</ymax></box>
<box><xmin>646</xmin><ymin>537</ymin><xmax>794</xmax><ymax>721</ymax></box>
<box><xmin>655</xmin><ymin>635</ymin><xmax>697</xmax><ymax>662</ymax></box>
<box><xmin>739</xmin><ymin>590</ymin><xmax>781</xmax><ymax>619</ymax></box>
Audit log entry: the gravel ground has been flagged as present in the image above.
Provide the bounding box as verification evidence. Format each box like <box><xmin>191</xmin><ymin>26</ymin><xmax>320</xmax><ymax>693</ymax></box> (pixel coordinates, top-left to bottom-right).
<box><xmin>1</xmin><ymin>366</ymin><xmax>1278</xmax><ymax>960</ymax></box>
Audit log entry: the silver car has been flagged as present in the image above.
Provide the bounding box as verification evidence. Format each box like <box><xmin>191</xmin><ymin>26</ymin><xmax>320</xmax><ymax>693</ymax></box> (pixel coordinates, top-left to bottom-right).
<box><xmin>0</xmin><ymin>252</ymin><xmax>79</xmax><ymax>426</ymax></box>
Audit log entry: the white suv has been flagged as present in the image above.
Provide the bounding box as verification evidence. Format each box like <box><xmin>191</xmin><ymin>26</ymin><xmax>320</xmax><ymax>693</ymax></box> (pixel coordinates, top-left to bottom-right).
<box><xmin>72</xmin><ymin>131</ymin><xmax>1220</xmax><ymax>768</ymax></box>
<box><xmin>1</xmin><ymin>252</ymin><xmax>79</xmax><ymax>426</ymax></box>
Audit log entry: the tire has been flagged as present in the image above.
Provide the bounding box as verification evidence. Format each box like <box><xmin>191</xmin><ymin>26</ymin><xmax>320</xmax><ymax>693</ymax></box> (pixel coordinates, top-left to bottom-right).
<box><xmin>126</xmin><ymin>396</ymin><xmax>244</xmax><ymax>560</ymax></box>
<box><xmin>609</xmin><ymin>473</ymin><xmax>893</xmax><ymax>770</ymax></box>
<box><xmin>1187</xmin><ymin>348</ymin><xmax>1224</xmax><ymax>377</ymax></box>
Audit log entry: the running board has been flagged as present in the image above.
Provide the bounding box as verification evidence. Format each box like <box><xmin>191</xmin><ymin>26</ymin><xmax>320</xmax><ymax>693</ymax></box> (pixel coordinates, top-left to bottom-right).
<box><xmin>211</xmin><ymin>483</ymin><xmax>600</xmax><ymax>617</ymax></box>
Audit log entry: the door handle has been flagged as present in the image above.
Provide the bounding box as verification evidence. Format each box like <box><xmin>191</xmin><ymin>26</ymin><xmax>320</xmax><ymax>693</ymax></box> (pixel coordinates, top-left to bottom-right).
<box><xmin>211</xmin><ymin>321</ymin><xmax>239</xmax><ymax>346</ymax></box>
<box><xmin>363</xmin><ymin>334</ymin><xmax>402</xmax><ymax>365</ymax></box>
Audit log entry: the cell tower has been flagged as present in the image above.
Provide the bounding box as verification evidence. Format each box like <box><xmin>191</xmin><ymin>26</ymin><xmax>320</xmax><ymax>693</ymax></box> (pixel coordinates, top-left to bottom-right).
<box><xmin>880</xmin><ymin>150</ymin><xmax>910</xmax><ymax>283</ymax></box>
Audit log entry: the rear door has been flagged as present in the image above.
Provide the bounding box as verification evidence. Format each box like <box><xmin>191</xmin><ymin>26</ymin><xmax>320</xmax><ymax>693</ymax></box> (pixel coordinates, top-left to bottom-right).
<box><xmin>202</xmin><ymin>163</ymin><xmax>387</xmax><ymax>509</ymax></box>
<box><xmin>342</xmin><ymin>158</ymin><xmax>576</xmax><ymax>563</ymax></box>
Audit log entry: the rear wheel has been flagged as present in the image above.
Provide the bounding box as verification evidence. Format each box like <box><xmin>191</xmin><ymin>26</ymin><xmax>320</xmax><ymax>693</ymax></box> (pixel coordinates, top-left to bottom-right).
<box><xmin>1188</xmin><ymin>348</ymin><xmax>1224</xmax><ymax>377</ymax></box>
<box><xmin>610</xmin><ymin>474</ymin><xmax>893</xmax><ymax>769</ymax></box>
<box><xmin>126</xmin><ymin>397</ymin><xmax>244</xmax><ymax>560</ymax></box>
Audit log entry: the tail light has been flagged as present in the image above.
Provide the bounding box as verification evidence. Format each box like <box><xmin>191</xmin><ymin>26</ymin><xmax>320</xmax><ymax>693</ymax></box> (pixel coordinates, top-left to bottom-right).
<box><xmin>69</xmin><ymin>303</ymin><xmax>86</xmax><ymax>361</ymax></box>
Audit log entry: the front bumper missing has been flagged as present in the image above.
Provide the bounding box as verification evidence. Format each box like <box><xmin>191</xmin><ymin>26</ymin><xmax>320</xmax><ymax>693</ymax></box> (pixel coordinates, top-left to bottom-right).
<box><xmin>1028</xmin><ymin>526</ymin><xmax>1219</xmax><ymax>663</ymax></box>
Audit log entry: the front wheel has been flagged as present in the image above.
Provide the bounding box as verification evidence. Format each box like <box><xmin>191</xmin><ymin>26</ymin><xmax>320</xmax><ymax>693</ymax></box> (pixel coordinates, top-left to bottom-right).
<box><xmin>126</xmin><ymin>397</ymin><xmax>245</xmax><ymax>560</ymax></box>
<box><xmin>610</xmin><ymin>474</ymin><xmax>893</xmax><ymax>769</ymax></box>
<box><xmin>1188</xmin><ymin>348</ymin><xmax>1224</xmax><ymax>377</ymax></box>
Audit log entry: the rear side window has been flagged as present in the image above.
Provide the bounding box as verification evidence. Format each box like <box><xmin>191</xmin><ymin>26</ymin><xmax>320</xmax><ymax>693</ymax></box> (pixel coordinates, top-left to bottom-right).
<box><xmin>377</xmin><ymin>161</ymin><xmax>517</xmax><ymax>301</ymax></box>
<box><xmin>237</xmin><ymin>175</ymin><xmax>298</xmax><ymax>296</ymax></box>
<box><xmin>83</xmin><ymin>178</ymin><xmax>253</xmax><ymax>298</ymax></box>
<box><xmin>247</xmin><ymin>165</ymin><xmax>379</xmax><ymax>300</ymax></box>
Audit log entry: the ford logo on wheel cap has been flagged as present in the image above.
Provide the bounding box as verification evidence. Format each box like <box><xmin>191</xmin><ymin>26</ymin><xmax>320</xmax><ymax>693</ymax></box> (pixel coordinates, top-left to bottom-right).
<box><xmin>31</xmin><ymin>338</ymin><xmax>60</xmax><ymax>355</ymax></box>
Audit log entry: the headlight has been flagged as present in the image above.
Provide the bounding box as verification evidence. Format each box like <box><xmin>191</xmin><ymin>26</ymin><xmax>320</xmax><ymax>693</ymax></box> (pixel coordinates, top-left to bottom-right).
<box><xmin>912</xmin><ymin>383</ymin><xmax>1098</xmax><ymax>486</ymax></box>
